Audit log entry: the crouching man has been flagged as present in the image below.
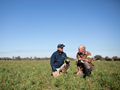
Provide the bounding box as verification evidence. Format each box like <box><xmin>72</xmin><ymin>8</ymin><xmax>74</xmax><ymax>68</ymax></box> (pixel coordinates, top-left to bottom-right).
<box><xmin>50</xmin><ymin>44</ymin><xmax>70</xmax><ymax>77</ymax></box>
<box><xmin>76</xmin><ymin>45</ymin><xmax>94</xmax><ymax>78</ymax></box>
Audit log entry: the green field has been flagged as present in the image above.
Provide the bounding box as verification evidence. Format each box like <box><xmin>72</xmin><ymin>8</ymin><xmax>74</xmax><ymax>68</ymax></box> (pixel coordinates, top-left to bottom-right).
<box><xmin>0</xmin><ymin>61</ymin><xmax>120</xmax><ymax>90</ymax></box>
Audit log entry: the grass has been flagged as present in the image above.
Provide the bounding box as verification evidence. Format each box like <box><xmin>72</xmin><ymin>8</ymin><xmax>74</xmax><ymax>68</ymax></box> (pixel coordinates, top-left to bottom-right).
<box><xmin>0</xmin><ymin>61</ymin><xmax>120</xmax><ymax>90</ymax></box>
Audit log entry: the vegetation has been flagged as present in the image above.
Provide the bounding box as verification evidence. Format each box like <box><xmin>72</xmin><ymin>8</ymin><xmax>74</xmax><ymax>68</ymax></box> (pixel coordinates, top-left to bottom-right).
<box><xmin>0</xmin><ymin>56</ymin><xmax>75</xmax><ymax>61</ymax></box>
<box><xmin>0</xmin><ymin>61</ymin><xmax>120</xmax><ymax>90</ymax></box>
<box><xmin>94</xmin><ymin>55</ymin><xmax>102</xmax><ymax>60</ymax></box>
<box><xmin>1</xmin><ymin>55</ymin><xmax>120</xmax><ymax>61</ymax></box>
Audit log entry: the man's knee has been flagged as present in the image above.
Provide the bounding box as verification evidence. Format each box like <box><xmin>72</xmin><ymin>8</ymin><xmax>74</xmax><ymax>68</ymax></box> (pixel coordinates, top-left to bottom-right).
<box><xmin>90</xmin><ymin>64</ymin><xmax>94</xmax><ymax>71</ymax></box>
<box><xmin>63</xmin><ymin>63</ymin><xmax>70</xmax><ymax>71</ymax></box>
<box><xmin>66</xmin><ymin>63</ymin><xmax>70</xmax><ymax>68</ymax></box>
<box><xmin>84</xmin><ymin>62</ymin><xmax>90</xmax><ymax>69</ymax></box>
<box><xmin>61</xmin><ymin>63</ymin><xmax>70</xmax><ymax>72</ymax></box>
<box><xmin>53</xmin><ymin>71</ymin><xmax>59</xmax><ymax>77</ymax></box>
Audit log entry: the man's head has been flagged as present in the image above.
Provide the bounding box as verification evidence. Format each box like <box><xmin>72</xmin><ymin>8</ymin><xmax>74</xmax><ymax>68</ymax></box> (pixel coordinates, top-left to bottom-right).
<box><xmin>57</xmin><ymin>44</ymin><xmax>65</xmax><ymax>52</ymax></box>
<box><xmin>78</xmin><ymin>45</ymin><xmax>85</xmax><ymax>54</ymax></box>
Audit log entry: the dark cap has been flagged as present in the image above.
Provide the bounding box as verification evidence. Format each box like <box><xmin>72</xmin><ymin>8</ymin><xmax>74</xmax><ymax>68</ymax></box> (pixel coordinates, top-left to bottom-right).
<box><xmin>57</xmin><ymin>44</ymin><xmax>65</xmax><ymax>48</ymax></box>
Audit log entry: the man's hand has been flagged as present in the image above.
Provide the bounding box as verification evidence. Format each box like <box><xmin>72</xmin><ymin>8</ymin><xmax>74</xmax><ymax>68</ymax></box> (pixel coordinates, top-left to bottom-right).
<box><xmin>66</xmin><ymin>59</ymin><xmax>70</xmax><ymax>63</ymax></box>
<box><xmin>78</xmin><ymin>58</ymin><xmax>89</xmax><ymax>62</ymax></box>
<box><xmin>78</xmin><ymin>57</ymin><xmax>89</xmax><ymax>62</ymax></box>
<box><xmin>54</xmin><ymin>71</ymin><xmax>58</xmax><ymax>77</ymax></box>
<box><xmin>78</xmin><ymin>58</ymin><xmax>82</xmax><ymax>60</ymax></box>
<box><xmin>82</xmin><ymin>58</ymin><xmax>89</xmax><ymax>62</ymax></box>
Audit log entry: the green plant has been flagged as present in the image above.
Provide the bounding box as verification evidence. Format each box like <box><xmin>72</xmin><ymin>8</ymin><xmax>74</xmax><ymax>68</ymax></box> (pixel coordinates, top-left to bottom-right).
<box><xmin>0</xmin><ymin>61</ymin><xmax>120</xmax><ymax>90</ymax></box>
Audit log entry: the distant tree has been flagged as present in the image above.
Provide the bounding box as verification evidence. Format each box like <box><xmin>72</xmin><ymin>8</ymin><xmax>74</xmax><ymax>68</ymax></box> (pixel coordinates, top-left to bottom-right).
<box><xmin>112</xmin><ymin>56</ymin><xmax>118</xmax><ymax>61</ymax></box>
<box><xmin>6</xmin><ymin>57</ymin><xmax>8</xmax><ymax>60</ymax></box>
<box><xmin>26</xmin><ymin>57</ymin><xmax>29</xmax><ymax>60</ymax></box>
<box><xmin>117</xmin><ymin>58</ymin><xmax>120</xmax><ymax>61</ymax></box>
<box><xmin>101</xmin><ymin>57</ymin><xmax>105</xmax><ymax>61</ymax></box>
<box><xmin>4</xmin><ymin>57</ymin><xmax>6</xmax><ymax>60</ymax></box>
<box><xmin>105</xmin><ymin>56</ymin><xmax>112</xmax><ymax>61</ymax></box>
<box><xmin>12</xmin><ymin>56</ymin><xmax>14</xmax><ymax>60</ymax></box>
<box><xmin>23</xmin><ymin>57</ymin><xmax>27</xmax><ymax>60</ymax></box>
<box><xmin>15</xmin><ymin>56</ymin><xmax>21</xmax><ymax>60</ymax></box>
<box><xmin>45</xmin><ymin>57</ymin><xmax>50</xmax><ymax>60</ymax></box>
<box><xmin>34</xmin><ymin>56</ymin><xmax>37</xmax><ymax>60</ymax></box>
<box><xmin>3</xmin><ymin>57</ymin><xmax>11</xmax><ymax>60</ymax></box>
<box><xmin>37</xmin><ymin>57</ymin><xmax>41</xmax><ymax>60</ymax></box>
<box><xmin>30</xmin><ymin>57</ymin><xmax>32</xmax><ymax>60</ymax></box>
<box><xmin>94</xmin><ymin>55</ymin><xmax>102</xmax><ymax>60</ymax></box>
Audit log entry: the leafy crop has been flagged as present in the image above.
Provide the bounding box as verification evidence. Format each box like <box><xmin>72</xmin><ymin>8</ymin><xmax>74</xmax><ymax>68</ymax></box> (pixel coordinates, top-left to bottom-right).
<box><xmin>0</xmin><ymin>61</ymin><xmax>120</xmax><ymax>90</ymax></box>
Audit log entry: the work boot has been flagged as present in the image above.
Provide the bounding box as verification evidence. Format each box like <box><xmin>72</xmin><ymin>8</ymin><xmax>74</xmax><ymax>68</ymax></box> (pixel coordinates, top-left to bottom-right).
<box><xmin>89</xmin><ymin>71</ymin><xmax>91</xmax><ymax>75</ymax></box>
<box><xmin>83</xmin><ymin>69</ymin><xmax>90</xmax><ymax>78</ymax></box>
<box><xmin>60</xmin><ymin>72</ymin><xmax>63</xmax><ymax>75</ymax></box>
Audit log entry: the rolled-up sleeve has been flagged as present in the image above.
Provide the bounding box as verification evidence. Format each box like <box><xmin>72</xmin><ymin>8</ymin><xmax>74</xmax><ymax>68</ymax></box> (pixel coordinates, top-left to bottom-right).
<box><xmin>50</xmin><ymin>53</ymin><xmax>57</xmax><ymax>72</ymax></box>
<box><xmin>87</xmin><ymin>53</ymin><xmax>92</xmax><ymax>62</ymax></box>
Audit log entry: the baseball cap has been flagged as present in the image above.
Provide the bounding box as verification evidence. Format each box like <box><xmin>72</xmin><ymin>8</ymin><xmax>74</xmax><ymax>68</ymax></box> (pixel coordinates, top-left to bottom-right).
<box><xmin>57</xmin><ymin>44</ymin><xmax>65</xmax><ymax>48</ymax></box>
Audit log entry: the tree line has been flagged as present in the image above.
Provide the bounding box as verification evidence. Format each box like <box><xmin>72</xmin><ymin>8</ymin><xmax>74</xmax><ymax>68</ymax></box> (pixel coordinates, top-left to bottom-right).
<box><xmin>0</xmin><ymin>56</ymin><xmax>75</xmax><ymax>61</ymax></box>
<box><xmin>94</xmin><ymin>55</ymin><xmax>120</xmax><ymax>61</ymax></box>
<box><xmin>0</xmin><ymin>55</ymin><xmax>120</xmax><ymax>61</ymax></box>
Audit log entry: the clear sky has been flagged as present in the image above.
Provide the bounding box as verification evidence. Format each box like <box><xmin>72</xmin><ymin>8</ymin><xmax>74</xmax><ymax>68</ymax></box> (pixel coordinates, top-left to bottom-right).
<box><xmin>0</xmin><ymin>0</ymin><xmax>120</xmax><ymax>59</ymax></box>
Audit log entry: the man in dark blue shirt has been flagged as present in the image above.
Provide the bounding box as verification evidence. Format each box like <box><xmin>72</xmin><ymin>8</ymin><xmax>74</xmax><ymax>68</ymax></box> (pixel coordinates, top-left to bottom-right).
<box><xmin>50</xmin><ymin>44</ymin><xmax>70</xmax><ymax>77</ymax></box>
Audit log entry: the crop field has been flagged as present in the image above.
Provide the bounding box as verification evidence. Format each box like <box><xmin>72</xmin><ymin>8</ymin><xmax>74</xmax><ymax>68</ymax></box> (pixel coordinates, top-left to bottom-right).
<box><xmin>0</xmin><ymin>61</ymin><xmax>120</xmax><ymax>90</ymax></box>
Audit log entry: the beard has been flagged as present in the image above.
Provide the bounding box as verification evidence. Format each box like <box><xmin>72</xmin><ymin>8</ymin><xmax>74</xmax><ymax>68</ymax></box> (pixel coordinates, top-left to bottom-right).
<box><xmin>79</xmin><ymin>51</ymin><xmax>85</xmax><ymax>55</ymax></box>
<box><xmin>59</xmin><ymin>50</ymin><xmax>63</xmax><ymax>53</ymax></box>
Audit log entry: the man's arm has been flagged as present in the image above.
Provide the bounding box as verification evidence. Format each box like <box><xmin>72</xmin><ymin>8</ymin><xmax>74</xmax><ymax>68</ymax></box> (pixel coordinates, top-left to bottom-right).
<box><xmin>50</xmin><ymin>53</ymin><xmax>57</xmax><ymax>72</ymax></box>
<box><xmin>80</xmin><ymin>52</ymin><xmax>92</xmax><ymax>62</ymax></box>
<box><xmin>80</xmin><ymin>58</ymin><xmax>89</xmax><ymax>62</ymax></box>
<box><xmin>76</xmin><ymin>54</ymin><xmax>79</xmax><ymax>64</ymax></box>
<box><xmin>76</xmin><ymin>54</ymin><xmax>89</xmax><ymax>62</ymax></box>
<box><xmin>76</xmin><ymin>54</ymin><xmax>83</xmax><ymax>75</ymax></box>
<box><xmin>65</xmin><ymin>53</ymin><xmax>70</xmax><ymax>63</ymax></box>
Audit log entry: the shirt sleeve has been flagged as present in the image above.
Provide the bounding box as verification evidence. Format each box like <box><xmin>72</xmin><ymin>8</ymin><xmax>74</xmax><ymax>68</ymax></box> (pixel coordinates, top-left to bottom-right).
<box><xmin>50</xmin><ymin>53</ymin><xmax>57</xmax><ymax>72</ymax></box>
<box><xmin>87</xmin><ymin>52</ymin><xmax>92</xmax><ymax>62</ymax></box>
<box><xmin>76</xmin><ymin>53</ymin><xmax>81</xmax><ymax>61</ymax></box>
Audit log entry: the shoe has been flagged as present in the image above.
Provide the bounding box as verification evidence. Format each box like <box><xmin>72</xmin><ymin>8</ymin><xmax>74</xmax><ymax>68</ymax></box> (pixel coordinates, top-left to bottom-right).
<box><xmin>60</xmin><ymin>72</ymin><xmax>63</xmax><ymax>75</ymax></box>
<box><xmin>83</xmin><ymin>75</ymin><xmax>89</xmax><ymax>78</ymax></box>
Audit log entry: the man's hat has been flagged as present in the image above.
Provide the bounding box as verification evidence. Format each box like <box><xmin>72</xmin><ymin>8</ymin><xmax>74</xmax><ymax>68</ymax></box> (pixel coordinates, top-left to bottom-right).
<box><xmin>57</xmin><ymin>44</ymin><xmax>65</xmax><ymax>48</ymax></box>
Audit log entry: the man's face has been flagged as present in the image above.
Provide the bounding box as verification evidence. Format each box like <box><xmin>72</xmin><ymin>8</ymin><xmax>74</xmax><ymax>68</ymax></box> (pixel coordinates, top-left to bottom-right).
<box><xmin>78</xmin><ymin>47</ymin><xmax>85</xmax><ymax>53</ymax></box>
<box><xmin>58</xmin><ymin>47</ymin><xmax>63</xmax><ymax>52</ymax></box>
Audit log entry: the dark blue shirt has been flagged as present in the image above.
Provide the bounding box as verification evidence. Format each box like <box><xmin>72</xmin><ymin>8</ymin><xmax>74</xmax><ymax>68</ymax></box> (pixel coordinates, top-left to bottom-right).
<box><xmin>50</xmin><ymin>50</ymin><xmax>67</xmax><ymax>72</ymax></box>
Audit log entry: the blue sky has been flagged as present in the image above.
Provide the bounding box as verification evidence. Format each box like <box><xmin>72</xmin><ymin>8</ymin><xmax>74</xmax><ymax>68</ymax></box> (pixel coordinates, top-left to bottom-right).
<box><xmin>0</xmin><ymin>0</ymin><xmax>120</xmax><ymax>58</ymax></box>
